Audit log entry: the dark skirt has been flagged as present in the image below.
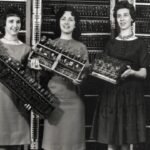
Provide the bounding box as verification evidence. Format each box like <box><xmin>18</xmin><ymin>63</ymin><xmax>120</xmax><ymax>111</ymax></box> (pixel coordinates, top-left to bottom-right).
<box><xmin>96</xmin><ymin>79</ymin><xmax>146</xmax><ymax>145</ymax></box>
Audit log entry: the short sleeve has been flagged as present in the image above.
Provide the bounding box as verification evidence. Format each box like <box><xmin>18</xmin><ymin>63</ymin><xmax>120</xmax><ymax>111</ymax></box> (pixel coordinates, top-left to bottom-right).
<box><xmin>138</xmin><ymin>39</ymin><xmax>149</xmax><ymax>68</ymax></box>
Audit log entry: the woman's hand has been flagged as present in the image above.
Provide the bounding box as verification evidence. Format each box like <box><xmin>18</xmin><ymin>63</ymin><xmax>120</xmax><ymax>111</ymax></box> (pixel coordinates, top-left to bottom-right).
<box><xmin>121</xmin><ymin>66</ymin><xmax>147</xmax><ymax>79</ymax></box>
<box><xmin>30</xmin><ymin>58</ymin><xmax>42</xmax><ymax>70</ymax></box>
<box><xmin>72</xmin><ymin>79</ymin><xmax>81</xmax><ymax>86</ymax></box>
<box><xmin>121</xmin><ymin>65</ymin><xmax>135</xmax><ymax>79</ymax></box>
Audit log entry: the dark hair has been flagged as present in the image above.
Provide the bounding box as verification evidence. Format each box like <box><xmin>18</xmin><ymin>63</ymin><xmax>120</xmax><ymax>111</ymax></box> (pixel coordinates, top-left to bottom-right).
<box><xmin>0</xmin><ymin>7</ymin><xmax>23</xmax><ymax>35</ymax></box>
<box><xmin>54</xmin><ymin>6</ymin><xmax>81</xmax><ymax>40</ymax></box>
<box><xmin>113</xmin><ymin>1</ymin><xmax>136</xmax><ymax>23</ymax></box>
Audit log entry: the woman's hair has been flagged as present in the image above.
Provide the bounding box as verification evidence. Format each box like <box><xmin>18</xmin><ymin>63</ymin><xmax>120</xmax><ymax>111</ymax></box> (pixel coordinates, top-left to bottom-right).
<box><xmin>0</xmin><ymin>7</ymin><xmax>23</xmax><ymax>35</ymax></box>
<box><xmin>113</xmin><ymin>1</ymin><xmax>136</xmax><ymax>23</ymax></box>
<box><xmin>54</xmin><ymin>6</ymin><xmax>81</xmax><ymax>40</ymax></box>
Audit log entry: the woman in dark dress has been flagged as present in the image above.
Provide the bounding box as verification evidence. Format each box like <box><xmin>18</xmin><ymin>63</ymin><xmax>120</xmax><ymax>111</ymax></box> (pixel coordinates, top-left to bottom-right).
<box><xmin>96</xmin><ymin>1</ymin><xmax>148</xmax><ymax>150</ymax></box>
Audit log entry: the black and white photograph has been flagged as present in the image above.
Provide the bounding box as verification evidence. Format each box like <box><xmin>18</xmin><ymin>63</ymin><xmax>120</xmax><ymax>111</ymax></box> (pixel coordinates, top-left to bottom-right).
<box><xmin>0</xmin><ymin>0</ymin><xmax>150</xmax><ymax>150</ymax></box>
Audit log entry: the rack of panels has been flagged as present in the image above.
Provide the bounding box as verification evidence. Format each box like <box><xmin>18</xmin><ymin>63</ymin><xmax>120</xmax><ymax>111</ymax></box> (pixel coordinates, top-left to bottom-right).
<box><xmin>135</xmin><ymin>1</ymin><xmax>150</xmax><ymax>150</ymax></box>
<box><xmin>135</xmin><ymin>3</ymin><xmax>150</xmax><ymax>53</ymax></box>
<box><xmin>136</xmin><ymin>0</ymin><xmax>150</xmax><ymax>2</ymax></box>
<box><xmin>41</xmin><ymin>0</ymin><xmax>111</xmax><ymax>63</ymax></box>
<box><xmin>135</xmin><ymin>0</ymin><xmax>150</xmax><ymax>97</ymax></box>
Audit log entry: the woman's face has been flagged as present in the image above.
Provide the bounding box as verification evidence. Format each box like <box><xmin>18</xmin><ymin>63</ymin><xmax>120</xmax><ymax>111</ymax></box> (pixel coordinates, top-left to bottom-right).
<box><xmin>116</xmin><ymin>8</ymin><xmax>133</xmax><ymax>31</ymax></box>
<box><xmin>5</xmin><ymin>15</ymin><xmax>21</xmax><ymax>36</ymax></box>
<box><xmin>60</xmin><ymin>11</ymin><xmax>75</xmax><ymax>34</ymax></box>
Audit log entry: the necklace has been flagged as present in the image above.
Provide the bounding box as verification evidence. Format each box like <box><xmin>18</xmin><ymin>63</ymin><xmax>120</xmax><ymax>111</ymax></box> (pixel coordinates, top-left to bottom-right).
<box><xmin>118</xmin><ymin>32</ymin><xmax>134</xmax><ymax>40</ymax></box>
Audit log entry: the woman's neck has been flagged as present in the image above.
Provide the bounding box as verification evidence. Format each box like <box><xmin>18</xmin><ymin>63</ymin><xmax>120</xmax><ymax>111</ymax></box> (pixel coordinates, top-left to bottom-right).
<box><xmin>2</xmin><ymin>34</ymin><xmax>22</xmax><ymax>45</ymax></box>
<box><xmin>119</xmin><ymin>28</ymin><xmax>133</xmax><ymax>37</ymax></box>
<box><xmin>60</xmin><ymin>33</ymin><xmax>73</xmax><ymax>40</ymax></box>
<box><xmin>3</xmin><ymin>34</ymin><xmax>19</xmax><ymax>42</ymax></box>
<box><xmin>118</xmin><ymin>28</ymin><xmax>134</xmax><ymax>40</ymax></box>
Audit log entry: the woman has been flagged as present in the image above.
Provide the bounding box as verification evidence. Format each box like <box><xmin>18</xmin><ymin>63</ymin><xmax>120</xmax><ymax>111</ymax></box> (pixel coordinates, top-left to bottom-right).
<box><xmin>96</xmin><ymin>1</ymin><xmax>148</xmax><ymax>150</ymax></box>
<box><xmin>0</xmin><ymin>7</ymin><xmax>30</xmax><ymax>150</ymax></box>
<box><xmin>40</xmin><ymin>6</ymin><xmax>89</xmax><ymax>150</ymax></box>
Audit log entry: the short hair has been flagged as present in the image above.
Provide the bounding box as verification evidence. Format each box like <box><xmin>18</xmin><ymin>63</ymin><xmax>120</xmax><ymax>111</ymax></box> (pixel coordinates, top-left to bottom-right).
<box><xmin>54</xmin><ymin>6</ymin><xmax>81</xmax><ymax>40</ymax></box>
<box><xmin>0</xmin><ymin>7</ymin><xmax>23</xmax><ymax>35</ymax></box>
<box><xmin>113</xmin><ymin>1</ymin><xmax>136</xmax><ymax>23</ymax></box>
